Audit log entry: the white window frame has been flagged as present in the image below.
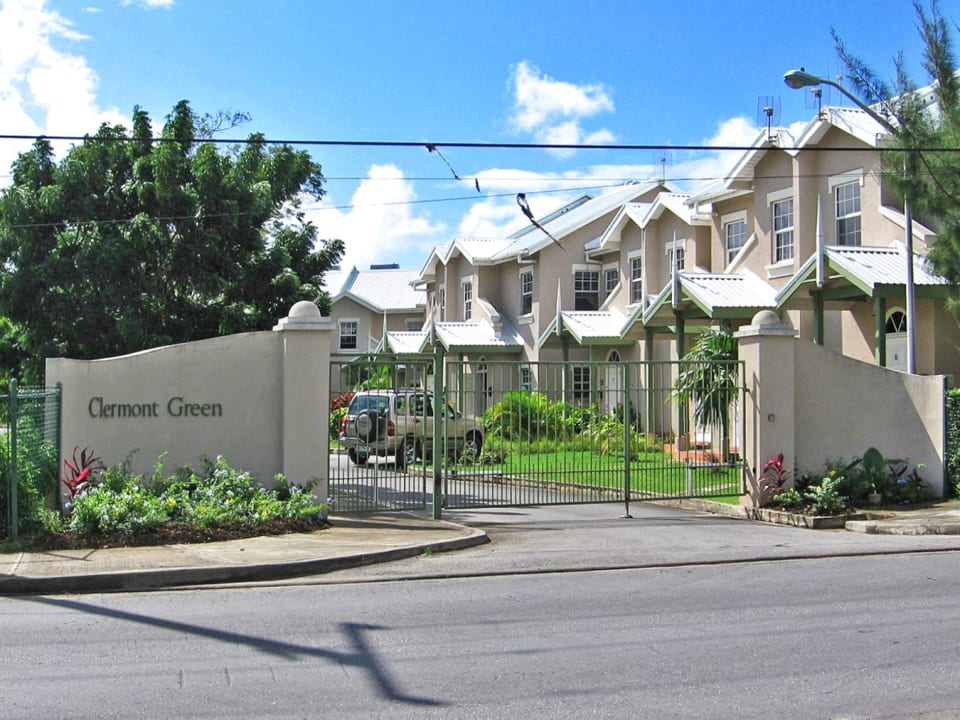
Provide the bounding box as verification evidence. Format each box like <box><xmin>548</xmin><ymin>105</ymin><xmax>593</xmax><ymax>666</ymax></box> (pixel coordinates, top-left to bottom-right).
<box><xmin>603</xmin><ymin>263</ymin><xmax>619</xmax><ymax>294</ymax></box>
<box><xmin>519</xmin><ymin>365</ymin><xmax>532</xmax><ymax>391</ymax></box>
<box><xmin>628</xmin><ymin>253</ymin><xmax>643</xmax><ymax>304</ymax></box>
<box><xmin>666</xmin><ymin>240</ymin><xmax>686</xmax><ymax>271</ymax></box>
<box><xmin>405</xmin><ymin>317</ymin><xmax>421</xmax><ymax>332</ymax></box>
<box><xmin>834</xmin><ymin>180</ymin><xmax>862</xmax><ymax>246</ymax></box>
<box><xmin>572</xmin><ymin>365</ymin><xmax>592</xmax><ymax>406</ymax></box>
<box><xmin>520</xmin><ymin>269</ymin><xmax>534</xmax><ymax>316</ymax></box>
<box><xmin>462</xmin><ymin>279</ymin><xmax>473</xmax><ymax>320</ymax></box>
<box><xmin>722</xmin><ymin>210</ymin><xmax>747</xmax><ymax>264</ymax></box>
<box><xmin>437</xmin><ymin>285</ymin><xmax>445</xmax><ymax>321</ymax></box>
<box><xmin>772</xmin><ymin>197</ymin><xmax>794</xmax><ymax>262</ymax></box>
<box><xmin>573</xmin><ymin>268</ymin><xmax>600</xmax><ymax>311</ymax></box>
<box><xmin>338</xmin><ymin>319</ymin><xmax>359</xmax><ymax>351</ymax></box>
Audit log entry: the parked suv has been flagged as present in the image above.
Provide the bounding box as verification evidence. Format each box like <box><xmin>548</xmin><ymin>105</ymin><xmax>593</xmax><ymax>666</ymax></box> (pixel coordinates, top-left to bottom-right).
<box><xmin>339</xmin><ymin>389</ymin><xmax>484</xmax><ymax>468</ymax></box>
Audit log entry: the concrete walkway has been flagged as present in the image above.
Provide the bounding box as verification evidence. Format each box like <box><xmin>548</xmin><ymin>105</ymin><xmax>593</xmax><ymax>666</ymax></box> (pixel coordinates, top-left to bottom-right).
<box><xmin>2</xmin><ymin>500</ymin><xmax>960</xmax><ymax>595</ymax></box>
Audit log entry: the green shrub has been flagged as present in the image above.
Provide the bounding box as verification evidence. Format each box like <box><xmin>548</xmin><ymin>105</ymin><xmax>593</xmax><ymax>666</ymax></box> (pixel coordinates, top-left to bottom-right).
<box><xmin>330</xmin><ymin>406</ymin><xmax>347</xmax><ymax>442</ymax></box>
<box><xmin>803</xmin><ymin>475</ymin><xmax>847</xmax><ymax>516</ymax></box>
<box><xmin>947</xmin><ymin>389</ymin><xmax>960</xmax><ymax>496</ymax></box>
<box><xmin>0</xmin><ymin>415</ymin><xmax>59</xmax><ymax>537</ymax></box>
<box><xmin>61</xmin><ymin>454</ymin><xmax>327</xmax><ymax>537</ymax></box>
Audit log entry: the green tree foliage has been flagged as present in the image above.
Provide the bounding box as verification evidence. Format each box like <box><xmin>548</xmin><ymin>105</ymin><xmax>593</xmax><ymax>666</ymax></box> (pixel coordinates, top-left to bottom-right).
<box><xmin>673</xmin><ymin>328</ymin><xmax>739</xmax><ymax>441</ymax></box>
<box><xmin>0</xmin><ymin>101</ymin><xmax>344</xmax><ymax>381</ymax></box>
<box><xmin>834</xmin><ymin>0</ymin><xmax>960</xmax><ymax>305</ymax></box>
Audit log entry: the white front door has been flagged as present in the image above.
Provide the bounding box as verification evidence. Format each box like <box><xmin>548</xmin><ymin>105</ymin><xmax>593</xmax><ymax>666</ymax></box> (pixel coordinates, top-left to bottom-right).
<box><xmin>604</xmin><ymin>351</ymin><xmax>623</xmax><ymax>413</ymax></box>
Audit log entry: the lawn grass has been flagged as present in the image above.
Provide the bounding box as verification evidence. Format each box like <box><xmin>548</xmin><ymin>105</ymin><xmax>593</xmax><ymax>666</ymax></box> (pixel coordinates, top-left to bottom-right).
<box><xmin>484</xmin><ymin>449</ymin><xmax>740</xmax><ymax>497</ymax></box>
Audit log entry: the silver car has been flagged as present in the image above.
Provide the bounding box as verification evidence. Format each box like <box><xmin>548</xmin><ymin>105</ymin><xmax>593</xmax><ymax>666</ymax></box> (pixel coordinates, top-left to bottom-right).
<box><xmin>338</xmin><ymin>390</ymin><xmax>484</xmax><ymax>468</ymax></box>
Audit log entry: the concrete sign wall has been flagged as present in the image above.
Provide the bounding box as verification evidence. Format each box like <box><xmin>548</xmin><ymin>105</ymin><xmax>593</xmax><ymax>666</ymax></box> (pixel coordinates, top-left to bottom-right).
<box><xmin>46</xmin><ymin>302</ymin><xmax>333</xmax><ymax>499</ymax></box>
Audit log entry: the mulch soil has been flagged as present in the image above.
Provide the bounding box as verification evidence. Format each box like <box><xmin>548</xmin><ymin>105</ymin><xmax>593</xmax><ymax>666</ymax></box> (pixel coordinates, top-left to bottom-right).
<box><xmin>21</xmin><ymin>518</ymin><xmax>330</xmax><ymax>551</ymax></box>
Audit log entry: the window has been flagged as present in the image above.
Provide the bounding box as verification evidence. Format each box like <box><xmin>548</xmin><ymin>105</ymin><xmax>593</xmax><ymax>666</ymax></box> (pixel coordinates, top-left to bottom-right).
<box><xmin>339</xmin><ymin>320</ymin><xmax>358</xmax><ymax>350</ymax></box>
<box><xmin>672</xmin><ymin>245</ymin><xmax>685</xmax><ymax>270</ymax></box>
<box><xmin>519</xmin><ymin>365</ymin><xmax>532</xmax><ymax>391</ymax></box>
<box><xmin>630</xmin><ymin>257</ymin><xmax>643</xmax><ymax>303</ymax></box>
<box><xmin>574</xmin><ymin>270</ymin><xmax>599</xmax><ymax>311</ymax></box>
<box><xmin>835</xmin><ymin>181</ymin><xmax>861</xmax><ymax>246</ymax></box>
<box><xmin>725</xmin><ymin>219</ymin><xmax>746</xmax><ymax>263</ymax></box>
<box><xmin>773</xmin><ymin>198</ymin><xmax>794</xmax><ymax>262</ymax></box>
<box><xmin>406</xmin><ymin>318</ymin><xmax>421</xmax><ymax>332</ymax></box>
<box><xmin>520</xmin><ymin>271</ymin><xmax>533</xmax><ymax>315</ymax></box>
<box><xmin>462</xmin><ymin>281</ymin><xmax>473</xmax><ymax>320</ymax></box>
<box><xmin>605</xmin><ymin>268</ymin><xmax>619</xmax><ymax>294</ymax></box>
<box><xmin>572</xmin><ymin>366</ymin><xmax>591</xmax><ymax>406</ymax></box>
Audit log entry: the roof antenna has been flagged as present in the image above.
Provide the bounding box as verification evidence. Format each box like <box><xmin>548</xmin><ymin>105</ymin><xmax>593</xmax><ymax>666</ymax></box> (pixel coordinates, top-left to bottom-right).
<box><xmin>757</xmin><ymin>96</ymin><xmax>781</xmax><ymax>142</ymax></box>
<box><xmin>654</xmin><ymin>150</ymin><xmax>672</xmax><ymax>185</ymax></box>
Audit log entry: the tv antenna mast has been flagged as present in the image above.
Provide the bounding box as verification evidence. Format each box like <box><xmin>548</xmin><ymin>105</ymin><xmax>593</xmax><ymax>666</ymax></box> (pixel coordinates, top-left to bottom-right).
<box><xmin>757</xmin><ymin>96</ymin><xmax>782</xmax><ymax>142</ymax></box>
<box><xmin>654</xmin><ymin>150</ymin><xmax>673</xmax><ymax>184</ymax></box>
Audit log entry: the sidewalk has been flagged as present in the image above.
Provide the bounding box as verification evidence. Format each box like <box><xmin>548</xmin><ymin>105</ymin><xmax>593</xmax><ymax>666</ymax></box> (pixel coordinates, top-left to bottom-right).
<box><xmin>2</xmin><ymin>501</ymin><xmax>960</xmax><ymax>595</ymax></box>
<box><xmin>0</xmin><ymin>514</ymin><xmax>488</xmax><ymax>595</ymax></box>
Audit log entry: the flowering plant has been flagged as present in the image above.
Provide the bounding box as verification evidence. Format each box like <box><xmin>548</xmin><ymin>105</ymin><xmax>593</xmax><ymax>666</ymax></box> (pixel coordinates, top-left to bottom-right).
<box><xmin>60</xmin><ymin>446</ymin><xmax>105</xmax><ymax>499</ymax></box>
<box><xmin>757</xmin><ymin>453</ymin><xmax>792</xmax><ymax>505</ymax></box>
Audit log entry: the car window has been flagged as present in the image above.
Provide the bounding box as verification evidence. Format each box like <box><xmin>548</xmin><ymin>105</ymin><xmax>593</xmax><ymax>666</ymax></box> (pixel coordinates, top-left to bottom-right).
<box><xmin>350</xmin><ymin>394</ymin><xmax>389</xmax><ymax>413</ymax></box>
<box><xmin>394</xmin><ymin>395</ymin><xmax>406</xmax><ymax>415</ymax></box>
<box><xmin>411</xmin><ymin>394</ymin><xmax>432</xmax><ymax>417</ymax></box>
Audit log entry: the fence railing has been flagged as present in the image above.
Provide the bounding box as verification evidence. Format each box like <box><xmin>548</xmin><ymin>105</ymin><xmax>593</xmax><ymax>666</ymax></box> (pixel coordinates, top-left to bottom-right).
<box><xmin>328</xmin><ymin>355</ymin><xmax>745</xmax><ymax>516</ymax></box>
<box><xmin>1</xmin><ymin>380</ymin><xmax>61</xmax><ymax>542</ymax></box>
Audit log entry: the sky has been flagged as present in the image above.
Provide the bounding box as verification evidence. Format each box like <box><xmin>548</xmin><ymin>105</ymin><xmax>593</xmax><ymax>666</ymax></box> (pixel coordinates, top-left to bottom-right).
<box><xmin>0</xmin><ymin>0</ymin><xmax>955</xmax><ymax>273</ymax></box>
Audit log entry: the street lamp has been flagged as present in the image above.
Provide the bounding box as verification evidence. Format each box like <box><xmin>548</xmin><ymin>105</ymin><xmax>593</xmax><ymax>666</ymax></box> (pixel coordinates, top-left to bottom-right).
<box><xmin>784</xmin><ymin>68</ymin><xmax>916</xmax><ymax>374</ymax></box>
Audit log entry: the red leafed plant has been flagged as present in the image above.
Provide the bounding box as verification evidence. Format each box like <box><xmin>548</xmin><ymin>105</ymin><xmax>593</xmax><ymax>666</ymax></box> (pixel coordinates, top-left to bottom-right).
<box><xmin>757</xmin><ymin>453</ymin><xmax>792</xmax><ymax>505</ymax></box>
<box><xmin>61</xmin><ymin>446</ymin><xmax>106</xmax><ymax>498</ymax></box>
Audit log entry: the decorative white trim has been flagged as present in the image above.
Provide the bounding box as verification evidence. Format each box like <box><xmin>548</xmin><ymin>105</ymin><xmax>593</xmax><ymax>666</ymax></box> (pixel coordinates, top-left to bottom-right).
<box><xmin>828</xmin><ymin>168</ymin><xmax>865</xmax><ymax>191</ymax></box>
<box><xmin>720</xmin><ymin>209</ymin><xmax>747</xmax><ymax>226</ymax></box>
<box><xmin>572</xmin><ymin>263</ymin><xmax>600</xmax><ymax>274</ymax></box>
<box><xmin>765</xmin><ymin>259</ymin><xmax>795</xmax><ymax>279</ymax></box>
<box><xmin>766</xmin><ymin>186</ymin><xmax>793</xmax><ymax>205</ymax></box>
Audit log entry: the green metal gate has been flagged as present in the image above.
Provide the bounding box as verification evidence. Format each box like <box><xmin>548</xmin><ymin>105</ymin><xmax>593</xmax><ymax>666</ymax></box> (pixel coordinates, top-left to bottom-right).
<box><xmin>328</xmin><ymin>355</ymin><xmax>745</xmax><ymax>516</ymax></box>
<box><xmin>1</xmin><ymin>380</ymin><xmax>62</xmax><ymax>541</ymax></box>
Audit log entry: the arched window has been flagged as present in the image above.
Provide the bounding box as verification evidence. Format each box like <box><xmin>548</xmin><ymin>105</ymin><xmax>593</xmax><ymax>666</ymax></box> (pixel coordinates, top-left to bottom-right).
<box><xmin>886</xmin><ymin>310</ymin><xmax>907</xmax><ymax>334</ymax></box>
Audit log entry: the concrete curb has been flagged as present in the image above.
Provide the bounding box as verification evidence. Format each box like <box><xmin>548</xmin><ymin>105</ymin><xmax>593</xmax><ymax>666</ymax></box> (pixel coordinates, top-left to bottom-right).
<box><xmin>0</xmin><ymin>528</ymin><xmax>489</xmax><ymax>595</ymax></box>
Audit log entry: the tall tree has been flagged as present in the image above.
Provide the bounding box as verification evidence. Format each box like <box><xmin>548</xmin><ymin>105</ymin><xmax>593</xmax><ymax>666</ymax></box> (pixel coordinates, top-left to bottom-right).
<box><xmin>0</xmin><ymin>101</ymin><xmax>343</xmax><ymax>382</ymax></box>
<box><xmin>835</xmin><ymin>0</ymin><xmax>960</xmax><ymax>304</ymax></box>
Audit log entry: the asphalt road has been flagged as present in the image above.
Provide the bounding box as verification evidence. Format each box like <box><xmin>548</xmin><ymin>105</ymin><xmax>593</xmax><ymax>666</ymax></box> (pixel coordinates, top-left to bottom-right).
<box><xmin>3</xmin><ymin>504</ymin><xmax>960</xmax><ymax>719</ymax></box>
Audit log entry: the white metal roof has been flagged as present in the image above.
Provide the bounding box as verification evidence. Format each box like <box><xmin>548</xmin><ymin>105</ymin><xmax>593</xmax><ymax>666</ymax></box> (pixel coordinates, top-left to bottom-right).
<box><xmin>434</xmin><ymin>320</ymin><xmax>524</xmax><ymax>350</ymax></box>
<box><xmin>384</xmin><ymin>331</ymin><xmax>430</xmax><ymax>354</ymax></box>
<box><xmin>825</xmin><ymin>242</ymin><xmax>946</xmax><ymax>287</ymax></box>
<box><xmin>680</xmin><ymin>270</ymin><xmax>779</xmax><ymax>312</ymax></box>
<box><xmin>561</xmin><ymin>309</ymin><xmax>629</xmax><ymax>341</ymax></box>
<box><xmin>343</xmin><ymin>267</ymin><xmax>426</xmax><ymax>311</ymax></box>
<box><xmin>794</xmin><ymin>105</ymin><xmax>888</xmax><ymax>149</ymax></box>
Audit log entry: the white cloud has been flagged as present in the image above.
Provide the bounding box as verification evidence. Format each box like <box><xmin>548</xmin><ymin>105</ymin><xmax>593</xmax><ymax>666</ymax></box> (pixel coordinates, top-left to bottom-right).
<box><xmin>306</xmin><ymin>164</ymin><xmax>447</xmax><ymax>271</ymax></box>
<box><xmin>0</xmin><ymin>0</ymin><xmax>125</xmax><ymax>181</ymax></box>
<box><xmin>452</xmin><ymin>116</ymin><xmax>762</xmax><ymax>241</ymax></box>
<box><xmin>509</xmin><ymin>61</ymin><xmax>616</xmax><ymax>155</ymax></box>
<box><xmin>121</xmin><ymin>0</ymin><xmax>174</xmax><ymax>8</ymax></box>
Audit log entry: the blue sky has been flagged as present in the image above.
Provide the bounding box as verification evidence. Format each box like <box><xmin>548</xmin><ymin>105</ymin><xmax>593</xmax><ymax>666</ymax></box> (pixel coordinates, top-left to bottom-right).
<box><xmin>0</xmin><ymin>0</ymin><xmax>952</xmax><ymax>271</ymax></box>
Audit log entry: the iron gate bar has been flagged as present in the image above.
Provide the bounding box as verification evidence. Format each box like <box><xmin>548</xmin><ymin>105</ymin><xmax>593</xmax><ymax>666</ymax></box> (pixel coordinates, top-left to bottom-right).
<box><xmin>327</xmin><ymin>356</ymin><xmax>745</xmax><ymax>517</ymax></box>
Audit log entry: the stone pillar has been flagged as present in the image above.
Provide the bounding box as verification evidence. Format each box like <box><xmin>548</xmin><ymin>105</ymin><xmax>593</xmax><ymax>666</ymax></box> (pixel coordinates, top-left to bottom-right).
<box><xmin>274</xmin><ymin>301</ymin><xmax>334</xmax><ymax>496</ymax></box>
<box><xmin>734</xmin><ymin>311</ymin><xmax>798</xmax><ymax>506</ymax></box>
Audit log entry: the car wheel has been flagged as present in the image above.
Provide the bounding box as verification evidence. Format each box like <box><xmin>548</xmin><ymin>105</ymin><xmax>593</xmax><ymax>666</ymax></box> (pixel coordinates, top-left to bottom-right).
<box><xmin>464</xmin><ymin>431</ymin><xmax>482</xmax><ymax>459</ymax></box>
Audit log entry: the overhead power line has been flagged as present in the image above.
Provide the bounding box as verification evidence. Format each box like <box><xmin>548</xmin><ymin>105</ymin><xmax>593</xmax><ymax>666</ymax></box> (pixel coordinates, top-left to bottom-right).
<box><xmin>0</xmin><ymin>133</ymin><xmax>955</xmax><ymax>154</ymax></box>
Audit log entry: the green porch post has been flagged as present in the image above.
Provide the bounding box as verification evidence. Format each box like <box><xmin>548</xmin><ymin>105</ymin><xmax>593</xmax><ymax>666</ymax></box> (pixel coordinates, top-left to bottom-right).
<box><xmin>812</xmin><ymin>293</ymin><xmax>824</xmax><ymax>346</ymax></box>
<box><xmin>432</xmin><ymin>344</ymin><xmax>443</xmax><ymax>520</ymax></box>
<box><xmin>874</xmin><ymin>295</ymin><xmax>887</xmax><ymax>367</ymax></box>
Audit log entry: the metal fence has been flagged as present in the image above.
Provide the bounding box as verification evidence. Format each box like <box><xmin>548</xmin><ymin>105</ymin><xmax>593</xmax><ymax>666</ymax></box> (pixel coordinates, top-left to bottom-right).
<box><xmin>0</xmin><ymin>381</ymin><xmax>61</xmax><ymax>541</ymax></box>
<box><xmin>328</xmin><ymin>355</ymin><xmax>745</xmax><ymax>516</ymax></box>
